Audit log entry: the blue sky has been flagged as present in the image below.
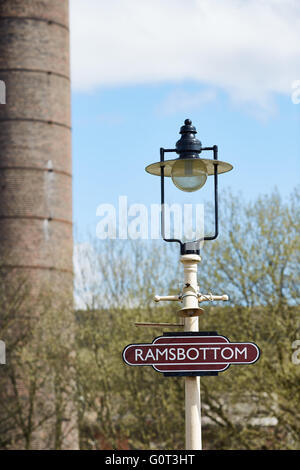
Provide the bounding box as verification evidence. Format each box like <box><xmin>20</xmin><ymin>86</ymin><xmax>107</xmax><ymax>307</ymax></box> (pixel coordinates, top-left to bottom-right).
<box><xmin>70</xmin><ymin>0</ymin><xmax>300</xmax><ymax>242</ymax></box>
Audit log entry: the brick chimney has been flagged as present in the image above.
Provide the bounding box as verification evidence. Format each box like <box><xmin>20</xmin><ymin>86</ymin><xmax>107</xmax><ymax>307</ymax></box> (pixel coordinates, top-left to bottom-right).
<box><xmin>0</xmin><ymin>0</ymin><xmax>78</xmax><ymax>449</ymax></box>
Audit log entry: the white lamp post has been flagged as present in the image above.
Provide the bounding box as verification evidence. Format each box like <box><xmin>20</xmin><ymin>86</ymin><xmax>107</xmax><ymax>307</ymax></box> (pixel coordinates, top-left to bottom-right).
<box><xmin>145</xmin><ymin>119</ymin><xmax>233</xmax><ymax>450</ymax></box>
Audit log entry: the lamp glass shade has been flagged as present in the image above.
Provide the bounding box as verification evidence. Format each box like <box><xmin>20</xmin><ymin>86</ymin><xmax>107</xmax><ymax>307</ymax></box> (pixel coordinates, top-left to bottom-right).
<box><xmin>171</xmin><ymin>159</ymin><xmax>207</xmax><ymax>192</ymax></box>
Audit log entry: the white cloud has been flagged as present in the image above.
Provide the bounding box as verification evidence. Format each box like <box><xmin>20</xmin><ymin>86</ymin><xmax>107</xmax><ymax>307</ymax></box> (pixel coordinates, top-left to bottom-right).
<box><xmin>70</xmin><ymin>0</ymin><xmax>300</xmax><ymax>105</ymax></box>
<box><xmin>158</xmin><ymin>88</ymin><xmax>217</xmax><ymax>114</ymax></box>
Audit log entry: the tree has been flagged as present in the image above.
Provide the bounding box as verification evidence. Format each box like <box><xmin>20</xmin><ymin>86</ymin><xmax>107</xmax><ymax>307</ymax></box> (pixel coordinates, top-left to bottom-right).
<box><xmin>75</xmin><ymin>187</ymin><xmax>300</xmax><ymax>450</ymax></box>
<box><xmin>0</xmin><ymin>271</ymin><xmax>78</xmax><ymax>449</ymax></box>
<box><xmin>75</xmin><ymin>240</ymin><xmax>184</xmax><ymax>449</ymax></box>
<box><xmin>197</xmin><ymin>187</ymin><xmax>300</xmax><ymax>449</ymax></box>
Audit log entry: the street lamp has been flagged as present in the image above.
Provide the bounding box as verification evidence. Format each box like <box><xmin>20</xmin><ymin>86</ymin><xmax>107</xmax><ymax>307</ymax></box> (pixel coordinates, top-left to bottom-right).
<box><xmin>145</xmin><ymin>118</ymin><xmax>233</xmax><ymax>254</ymax></box>
<box><xmin>145</xmin><ymin>119</ymin><xmax>233</xmax><ymax>450</ymax></box>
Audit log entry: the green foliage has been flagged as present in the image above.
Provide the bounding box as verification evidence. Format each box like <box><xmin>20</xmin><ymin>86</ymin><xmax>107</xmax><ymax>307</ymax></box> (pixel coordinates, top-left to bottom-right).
<box><xmin>1</xmin><ymin>188</ymin><xmax>299</xmax><ymax>449</ymax></box>
<box><xmin>0</xmin><ymin>277</ymin><xmax>77</xmax><ymax>449</ymax></box>
<box><xmin>75</xmin><ymin>188</ymin><xmax>300</xmax><ymax>450</ymax></box>
<box><xmin>76</xmin><ymin>305</ymin><xmax>185</xmax><ymax>449</ymax></box>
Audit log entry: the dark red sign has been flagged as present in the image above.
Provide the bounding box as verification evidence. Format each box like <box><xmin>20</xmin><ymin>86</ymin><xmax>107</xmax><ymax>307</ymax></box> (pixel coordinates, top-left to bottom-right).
<box><xmin>123</xmin><ymin>334</ymin><xmax>260</xmax><ymax>375</ymax></box>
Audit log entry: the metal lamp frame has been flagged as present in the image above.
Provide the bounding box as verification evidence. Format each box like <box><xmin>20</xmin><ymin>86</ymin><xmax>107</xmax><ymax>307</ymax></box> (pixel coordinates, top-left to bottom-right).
<box><xmin>160</xmin><ymin>145</ymin><xmax>219</xmax><ymax>255</ymax></box>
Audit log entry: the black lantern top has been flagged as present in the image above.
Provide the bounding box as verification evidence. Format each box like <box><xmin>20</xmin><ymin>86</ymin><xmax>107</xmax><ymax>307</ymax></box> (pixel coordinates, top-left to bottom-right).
<box><xmin>175</xmin><ymin>119</ymin><xmax>202</xmax><ymax>159</ymax></box>
<box><xmin>145</xmin><ymin>119</ymin><xmax>232</xmax><ymax>177</ymax></box>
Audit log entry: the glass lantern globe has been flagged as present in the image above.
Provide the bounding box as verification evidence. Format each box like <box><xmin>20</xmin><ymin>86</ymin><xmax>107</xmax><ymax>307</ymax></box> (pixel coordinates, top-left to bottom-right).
<box><xmin>171</xmin><ymin>158</ymin><xmax>208</xmax><ymax>192</ymax></box>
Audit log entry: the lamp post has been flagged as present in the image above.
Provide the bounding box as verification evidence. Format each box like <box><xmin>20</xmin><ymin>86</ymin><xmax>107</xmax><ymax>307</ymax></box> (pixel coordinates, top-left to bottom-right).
<box><xmin>145</xmin><ymin>119</ymin><xmax>233</xmax><ymax>450</ymax></box>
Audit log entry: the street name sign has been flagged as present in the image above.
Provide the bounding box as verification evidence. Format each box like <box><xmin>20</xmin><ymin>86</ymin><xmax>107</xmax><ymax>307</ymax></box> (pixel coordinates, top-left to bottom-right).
<box><xmin>123</xmin><ymin>332</ymin><xmax>260</xmax><ymax>376</ymax></box>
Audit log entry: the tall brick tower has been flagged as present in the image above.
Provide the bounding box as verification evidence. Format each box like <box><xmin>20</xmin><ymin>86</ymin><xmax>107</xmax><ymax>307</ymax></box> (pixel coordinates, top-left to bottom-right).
<box><xmin>0</xmin><ymin>0</ymin><xmax>77</xmax><ymax>449</ymax></box>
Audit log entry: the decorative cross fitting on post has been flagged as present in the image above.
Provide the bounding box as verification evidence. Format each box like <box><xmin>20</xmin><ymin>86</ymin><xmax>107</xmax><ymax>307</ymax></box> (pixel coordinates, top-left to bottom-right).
<box><xmin>154</xmin><ymin>293</ymin><xmax>229</xmax><ymax>303</ymax></box>
<box><xmin>153</xmin><ymin>254</ymin><xmax>229</xmax><ymax>320</ymax></box>
<box><xmin>154</xmin><ymin>290</ymin><xmax>229</xmax><ymax>318</ymax></box>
